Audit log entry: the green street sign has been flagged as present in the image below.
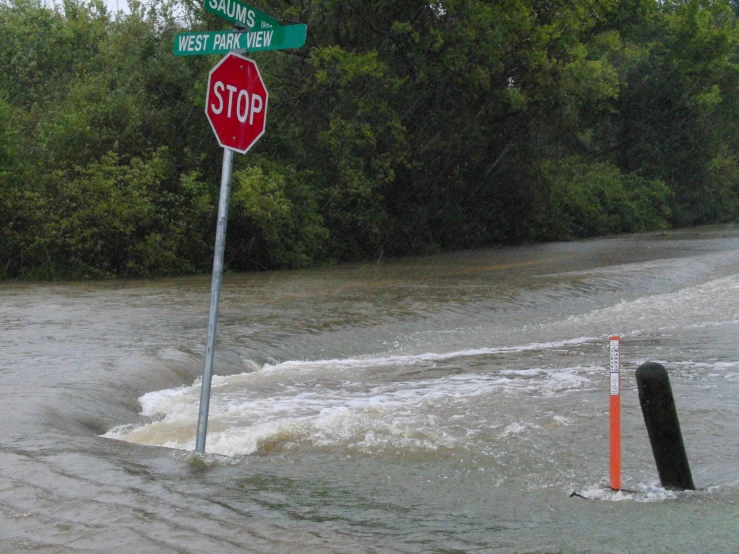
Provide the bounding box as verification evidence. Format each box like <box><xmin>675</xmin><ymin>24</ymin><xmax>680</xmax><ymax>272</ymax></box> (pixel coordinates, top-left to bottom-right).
<box><xmin>204</xmin><ymin>0</ymin><xmax>278</xmax><ymax>30</ymax></box>
<box><xmin>173</xmin><ymin>24</ymin><xmax>307</xmax><ymax>56</ymax></box>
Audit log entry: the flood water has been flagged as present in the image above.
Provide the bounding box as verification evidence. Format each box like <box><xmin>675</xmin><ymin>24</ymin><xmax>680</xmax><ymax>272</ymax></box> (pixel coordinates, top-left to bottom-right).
<box><xmin>2</xmin><ymin>226</ymin><xmax>739</xmax><ymax>553</ymax></box>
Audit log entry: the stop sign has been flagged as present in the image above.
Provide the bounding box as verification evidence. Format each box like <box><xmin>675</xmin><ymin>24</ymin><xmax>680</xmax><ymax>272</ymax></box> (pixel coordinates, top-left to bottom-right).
<box><xmin>205</xmin><ymin>53</ymin><xmax>268</xmax><ymax>154</ymax></box>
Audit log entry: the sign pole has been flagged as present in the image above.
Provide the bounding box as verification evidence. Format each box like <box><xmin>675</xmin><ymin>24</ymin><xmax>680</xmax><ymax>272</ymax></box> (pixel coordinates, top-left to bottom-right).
<box><xmin>196</xmin><ymin>147</ymin><xmax>234</xmax><ymax>453</ymax></box>
<box><xmin>185</xmin><ymin>0</ymin><xmax>303</xmax><ymax>450</ymax></box>
<box><xmin>196</xmin><ymin>51</ymin><xmax>268</xmax><ymax>453</ymax></box>
<box><xmin>609</xmin><ymin>335</ymin><xmax>621</xmax><ymax>490</ymax></box>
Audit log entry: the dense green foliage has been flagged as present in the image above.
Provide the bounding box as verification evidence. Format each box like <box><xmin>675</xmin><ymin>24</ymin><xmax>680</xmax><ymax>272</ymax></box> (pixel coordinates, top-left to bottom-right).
<box><xmin>2</xmin><ymin>0</ymin><xmax>739</xmax><ymax>278</ymax></box>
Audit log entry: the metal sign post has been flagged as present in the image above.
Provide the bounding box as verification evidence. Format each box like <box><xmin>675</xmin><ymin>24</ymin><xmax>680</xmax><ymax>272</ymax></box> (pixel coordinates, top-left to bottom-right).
<box><xmin>195</xmin><ymin>52</ymin><xmax>269</xmax><ymax>453</ymax></box>
<box><xmin>179</xmin><ymin>4</ymin><xmax>306</xmax><ymax>454</ymax></box>
<box><xmin>195</xmin><ymin>147</ymin><xmax>234</xmax><ymax>453</ymax></box>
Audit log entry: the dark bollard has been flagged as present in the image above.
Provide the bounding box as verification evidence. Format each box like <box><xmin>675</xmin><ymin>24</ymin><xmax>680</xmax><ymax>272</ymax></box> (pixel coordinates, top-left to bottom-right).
<box><xmin>635</xmin><ymin>362</ymin><xmax>695</xmax><ymax>490</ymax></box>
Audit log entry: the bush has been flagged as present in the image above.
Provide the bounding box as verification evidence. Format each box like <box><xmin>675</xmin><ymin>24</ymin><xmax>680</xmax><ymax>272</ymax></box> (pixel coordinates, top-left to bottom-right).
<box><xmin>228</xmin><ymin>159</ymin><xmax>328</xmax><ymax>270</ymax></box>
<box><xmin>534</xmin><ymin>158</ymin><xmax>672</xmax><ymax>240</ymax></box>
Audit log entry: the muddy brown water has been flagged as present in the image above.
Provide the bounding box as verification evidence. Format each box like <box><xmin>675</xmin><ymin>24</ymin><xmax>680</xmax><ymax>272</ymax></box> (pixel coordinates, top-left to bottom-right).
<box><xmin>2</xmin><ymin>226</ymin><xmax>739</xmax><ymax>552</ymax></box>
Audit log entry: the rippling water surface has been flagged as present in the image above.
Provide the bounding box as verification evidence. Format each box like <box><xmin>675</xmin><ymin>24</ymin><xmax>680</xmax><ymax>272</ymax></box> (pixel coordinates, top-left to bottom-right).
<box><xmin>2</xmin><ymin>227</ymin><xmax>739</xmax><ymax>552</ymax></box>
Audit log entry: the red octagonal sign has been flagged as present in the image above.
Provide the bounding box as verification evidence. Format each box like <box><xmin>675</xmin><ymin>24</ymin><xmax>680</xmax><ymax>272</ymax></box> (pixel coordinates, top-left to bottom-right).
<box><xmin>205</xmin><ymin>53</ymin><xmax>268</xmax><ymax>154</ymax></box>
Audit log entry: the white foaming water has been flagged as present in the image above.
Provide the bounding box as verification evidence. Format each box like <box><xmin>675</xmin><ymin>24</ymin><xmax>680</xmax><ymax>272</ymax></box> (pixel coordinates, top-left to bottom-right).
<box><xmin>558</xmin><ymin>274</ymin><xmax>739</xmax><ymax>337</ymax></box>
<box><xmin>257</xmin><ymin>336</ymin><xmax>596</xmax><ymax>374</ymax></box>
<box><xmin>578</xmin><ymin>483</ymin><xmax>681</xmax><ymax>503</ymax></box>
<box><xmin>106</xmin><ymin>273</ymin><xmax>739</xmax><ymax>461</ymax></box>
<box><xmin>105</xmin><ymin>353</ymin><xmax>595</xmax><ymax>456</ymax></box>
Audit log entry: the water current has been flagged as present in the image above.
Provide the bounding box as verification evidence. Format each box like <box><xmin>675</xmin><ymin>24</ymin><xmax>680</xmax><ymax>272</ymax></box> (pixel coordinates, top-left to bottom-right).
<box><xmin>2</xmin><ymin>226</ymin><xmax>739</xmax><ymax>552</ymax></box>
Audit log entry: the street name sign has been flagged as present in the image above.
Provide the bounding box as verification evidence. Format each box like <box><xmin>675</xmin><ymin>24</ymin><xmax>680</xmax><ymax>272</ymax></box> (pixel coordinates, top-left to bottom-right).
<box><xmin>204</xmin><ymin>0</ymin><xmax>278</xmax><ymax>30</ymax></box>
<box><xmin>173</xmin><ymin>24</ymin><xmax>306</xmax><ymax>56</ymax></box>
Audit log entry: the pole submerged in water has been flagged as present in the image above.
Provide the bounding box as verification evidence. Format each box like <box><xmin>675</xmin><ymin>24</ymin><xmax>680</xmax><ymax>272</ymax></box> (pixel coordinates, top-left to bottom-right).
<box><xmin>609</xmin><ymin>336</ymin><xmax>621</xmax><ymax>490</ymax></box>
<box><xmin>635</xmin><ymin>362</ymin><xmax>695</xmax><ymax>490</ymax></box>
<box><xmin>195</xmin><ymin>147</ymin><xmax>234</xmax><ymax>454</ymax></box>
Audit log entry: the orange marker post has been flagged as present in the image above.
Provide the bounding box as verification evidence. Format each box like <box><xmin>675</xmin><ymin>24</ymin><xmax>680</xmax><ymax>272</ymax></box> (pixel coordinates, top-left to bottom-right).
<box><xmin>609</xmin><ymin>335</ymin><xmax>621</xmax><ymax>490</ymax></box>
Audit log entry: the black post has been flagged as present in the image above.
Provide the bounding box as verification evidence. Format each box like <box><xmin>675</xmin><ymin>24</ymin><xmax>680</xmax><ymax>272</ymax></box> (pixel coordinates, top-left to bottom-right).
<box><xmin>635</xmin><ymin>362</ymin><xmax>695</xmax><ymax>490</ymax></box>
